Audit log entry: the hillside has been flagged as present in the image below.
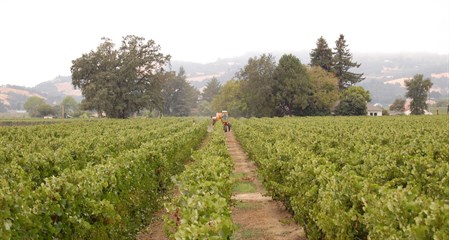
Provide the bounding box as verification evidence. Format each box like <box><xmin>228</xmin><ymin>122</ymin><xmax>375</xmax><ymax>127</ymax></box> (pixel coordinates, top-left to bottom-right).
<box><xmin>1</xmin><ymin>52</ymin><xmax>448</xmax><ymax>112</ymax></box>
<box><xmin>173</xmin><ymin>52</ymin><xmax>449</xmax><ymax>106</ymax></box>
<box><xmin>0</xmin><ymin>76</ymin><xmax>82</xmax><ymax>112</ymax></box>
<box><xmin>33</xmin><ymin>76</ymin><xmax>82</xmax><ymax>104</ymax></box>
<box><xmin>0</xmin><ymin>86</ymin><xmax>45</xmax><ymax>111</ymax></box>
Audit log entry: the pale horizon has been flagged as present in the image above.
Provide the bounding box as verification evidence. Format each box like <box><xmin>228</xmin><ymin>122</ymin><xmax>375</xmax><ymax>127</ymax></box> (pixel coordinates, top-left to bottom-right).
<box><xmin>1</xmin><ymin>0</ymin><xmax>448</xmax><ymax>87</ymax></box>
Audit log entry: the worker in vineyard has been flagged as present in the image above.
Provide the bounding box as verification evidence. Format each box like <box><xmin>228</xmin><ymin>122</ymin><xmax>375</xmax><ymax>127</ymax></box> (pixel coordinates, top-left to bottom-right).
<box><xmin>212</xmin><ymin>110</ymin><xmax>232</xmax><ymax>131</ymax></box>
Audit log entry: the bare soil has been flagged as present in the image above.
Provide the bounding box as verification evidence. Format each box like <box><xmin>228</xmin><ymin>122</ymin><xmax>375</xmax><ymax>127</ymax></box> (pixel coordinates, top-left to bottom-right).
<box><xmin>136</xmin><ymin>211</ymin><xmax>168</xmax><ymax>240</ymax></box>
<box><xmin>137</xmin><ymin>130</ymin><xmax>306</xmax><ymax>240</ymax></box>
<box><xmin>226</xmin><ymin>131</ymin><xmax>306</xmax><ymax>240</ymax></box>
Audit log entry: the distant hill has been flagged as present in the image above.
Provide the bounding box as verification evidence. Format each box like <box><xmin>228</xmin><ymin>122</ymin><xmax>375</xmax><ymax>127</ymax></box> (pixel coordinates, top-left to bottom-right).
<box><xmin>0</xmin><ymin>85</ymin><xmax>45</xmax><ymax>111</ymax></box>
<box><xmin>171</xmin><ymin>51</ymin><xmax>311</xmax><ymax>89</ymax></box>
<box><xmin>33</xmin><ymin>76</ymin><xmax>82</xmax><ymax>104</ymax></box>
<box><xmin>174</xmin><ymin>52</ymin><xmax>449</xmax><ymax>106</ymax></box>
<box><xmin>1</xmin><ymin>52</ymin><xmax>448</xmax><ymax>112</ymax></box>
<box><xmin>355</xmin><ymin>53</ymin><xmax>449</xmax><ymax>106</ymax></box>
<box><xmin>0</xmin><ymin>76</ymin><xmax>82</xmax><ymax>112</ymax></box>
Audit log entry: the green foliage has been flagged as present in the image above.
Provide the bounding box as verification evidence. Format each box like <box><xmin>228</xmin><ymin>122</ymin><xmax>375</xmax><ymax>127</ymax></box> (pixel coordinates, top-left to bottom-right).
<box><xmin>202</xmin><ymin>77</ymin><xmax>221</xmax><ymax>103</ymax></box>
<box><xmin>310</xmin><ymin>36</ymin><xmax>333</xmax><ymax>72</ymax></box>
<box><xmin>23</xmin><ymin>96</ymin><xmax>54</xmax><ymax>117</ymax></box>
<box><xmin>60</xmin><ymin>96</ymin><xmax>79</xmax><ymax>118</ymax></box>
<box><xmin>390</xmin><ymin>98</ymin><xmax>406</xmax><ymax>112</ymax></box>
<box><xmin>273</xmin><ymin>54</ymin><xmax>312</xmax><ymax>116</ymax></box>
<box><xmin>164</xmin><ymin>126</ymin><xmax>235</xmax><ymax>239</ymax></box>
<box><xmin>37</xmin><ymin>103</ymin><xmax>55</xmax><ymax>116</ymax></box>
<box><xmin>336</xmin><ymin>86</ymin><xmax>371</xmax><ymax>116</ymax></box>
<box><xmin>233</xmin><ymin>182</ymin><xmax>257</xmax><ymax>193</ymax></box>
<box><xmin>0</xmin><ymin>118</ymin><xmax>208</xmax><ymax>239</ymax></box>
<box><xmin>231</xmin><ymin>50</ymin><xmax>356</xmax><ymax>117</ymax></box>
<box><xmin>405</xmin><ymin>74</ymin><xmax>433</xmax><ymax>115</ymax></box>
<box><xmin>161</xmin><ymin>67</ymin><xmax>199</xmax><ymax>116</ymax></box>
<box><xmin>333</xmin><ymin>34</ymin><xmax>365</xmax><ymax>90</ymax></box>
<box><xmin>71</xmin><ymin>36</ymin><xmax>171</xmax><ymax>118</ymax></box>
<box><xmin>199</xmin><ymin>77</ymin><xmax>222</xmax><ymax>116</ymax></box>
<box><xmin>211</xmin><ymin>80</ymin><xmax>247</xmax><ymax>117</ymax></box>
<box><xmin>233</xmin><ymin>116</ymin><xmax>449</xmax><ymax>240</ymax></box>
<box><xmin>306</xmin><ymin>67</ymin><xmax>339</xmax><ymax>115</ymax></box>
<box><xmin>237</xmin><ymin>54</ymin><xmax>277</xmax><ymax>117</ymax></box>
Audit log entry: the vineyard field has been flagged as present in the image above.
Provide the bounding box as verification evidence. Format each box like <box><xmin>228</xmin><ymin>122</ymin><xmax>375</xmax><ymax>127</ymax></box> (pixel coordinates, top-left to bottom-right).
<box><xmin>2</xmin><ymin>115</ymin><xmax>448</xmax><ymax>240</ymax></box>
<box><xmin>234</xmin><ymin>116</ymin><xmax>449</xmax><ymax>239</ymax></box>
<box><xmin>1</xmin><ymin>118</ymin><xmax>207</xmax><ymax>239</ymax></box>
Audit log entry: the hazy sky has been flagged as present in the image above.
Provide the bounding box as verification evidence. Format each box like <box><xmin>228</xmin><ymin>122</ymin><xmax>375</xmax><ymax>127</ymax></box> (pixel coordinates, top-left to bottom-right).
<box><xmin>1</xmin><ymin>0</ymin><xmax>448</xmax><ymax>87</ymax></box>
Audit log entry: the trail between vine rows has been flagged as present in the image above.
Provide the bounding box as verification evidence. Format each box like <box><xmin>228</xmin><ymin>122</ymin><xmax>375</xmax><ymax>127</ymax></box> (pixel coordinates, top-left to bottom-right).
<box><xmin>137</xmin><ymin>130</ymin><xmax>306</xmax><ymax>240</ymax></box>
<box><xmin>226</xmin><ymin>131</ymin><xmax>306</xmax><ymax>240</ymax></box>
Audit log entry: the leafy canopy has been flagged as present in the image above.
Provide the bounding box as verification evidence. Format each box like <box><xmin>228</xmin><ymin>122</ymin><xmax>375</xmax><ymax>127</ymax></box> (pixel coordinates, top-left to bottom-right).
<box><xmin>161</xmin><ymin>67</ymin><xmax>199</xmax><ymax>116</ymax></box>
<box><xmin>24</xmin><ymin>96</ymin><xmax>54</xmax><ymax>117</ymax></box>
<box><xmin>211</xmin><ymin>80</ymin><xmax>247</xmax><ymax>117</ymax></box>
<box><xmin>390</xmin><ymin>98</ymin><xmax>406</xmax><ymax>112</ymax></box>
<box><xmin>336</xmin><ymin>86</ymin><xmax>371</xmax><ymax>116</ymax></box>
<box><xmin>405</xmin><ymin>74</ymin><xmax>433</xmax><ymax>115</ymax></box>
<box><xmin>237</xmin><ymin>54</ymin><xmax>277</xmax><ymax>117</ymax></box>
<box><xmin>273</xmin><ymin>54</ymin><xmax>312</xmax><ymax>116</ymax></box>
<box><xmin>71</xmin><ymin>35</ymin><xmax>170</xmax><ymax>118</ymax></box>
<box><xmin>306</xmin><ymin>66</ymin><xmax>339</xmax><ymax>115</ymax></box>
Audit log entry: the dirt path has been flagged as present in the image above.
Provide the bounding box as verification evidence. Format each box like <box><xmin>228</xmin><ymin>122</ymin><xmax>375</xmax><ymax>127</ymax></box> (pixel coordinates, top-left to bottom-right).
<box><xmin>137</xmin><ymin>130</ymin><xmax>306</xmax><ymax>240</ymax></box>
<box><xmin>226</xmin><ymin>131</ymin><xmax>306</xmax><ymax>240</ymax></box>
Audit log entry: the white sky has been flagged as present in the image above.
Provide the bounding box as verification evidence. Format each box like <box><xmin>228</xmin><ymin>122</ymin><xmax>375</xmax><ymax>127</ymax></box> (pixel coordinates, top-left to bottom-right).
<box><xmin>0</xmin><ymin>0</ymin><xmax>448</xmax><ymax>87</ymax></box>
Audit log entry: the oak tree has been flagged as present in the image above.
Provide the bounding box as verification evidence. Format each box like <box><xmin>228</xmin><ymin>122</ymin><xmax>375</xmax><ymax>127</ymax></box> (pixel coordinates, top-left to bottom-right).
<box><xmin>71</xmin><ymin>36</ymin><xmax>170</xmax><ymax>118</ymax></box>
<box><xmin>336</xmin><ymin>86</ymin><xmax>371</xmax><ymax>116</ymax></box>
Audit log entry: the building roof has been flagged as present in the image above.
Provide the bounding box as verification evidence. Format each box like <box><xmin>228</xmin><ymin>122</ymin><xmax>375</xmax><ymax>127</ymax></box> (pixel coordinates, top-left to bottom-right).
<box><xmin>367</xmin><ymin>104</ymin><xmax>383</xmax><ymax>112</ymax></box>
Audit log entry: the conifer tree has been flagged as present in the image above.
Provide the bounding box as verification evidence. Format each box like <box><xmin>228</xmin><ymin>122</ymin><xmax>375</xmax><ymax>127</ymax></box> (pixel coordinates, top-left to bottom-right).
<box><xmin>332</xmin><ymin>34</ymin><xmax>364</xmax><ymax>90</ymax></box>
<box><xmin>202</xmin><ymin>77</ymin><xmax>222</xmax><ymax>102</ymax></box>
<box><xmin>310</xmin><ymin>36</ymin><xmax>333</xmax><ymax>72</ymax></box>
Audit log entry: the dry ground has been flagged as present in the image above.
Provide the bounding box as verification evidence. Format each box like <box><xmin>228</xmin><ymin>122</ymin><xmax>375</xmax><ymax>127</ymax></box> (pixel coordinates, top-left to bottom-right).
<box><xmin>226</xmin><ymin>131</ymin><xmax>306</xmax><ymax>240</ymax></box>
<box><xmin>137</xmin><ymin>129</ymin><xmax>307</xmax><ymax>240</ymax></box>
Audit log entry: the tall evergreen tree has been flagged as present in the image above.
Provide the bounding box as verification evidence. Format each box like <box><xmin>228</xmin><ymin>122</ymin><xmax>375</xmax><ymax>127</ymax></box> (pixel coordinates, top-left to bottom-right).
<box><xmin>202</xmin><ymin>77</ymin><xmax>222</xmax><ymax>102</ymax></box>
<box><xmin>332</xmin><ymin>34</ymin><xmax>364</xmax><ymax>90</ymax></box>
<box><xmin>405</xmin><ymin>74</ymin><xmax>433</xmax><ymax>115</ymax></box>
<box><xmin>310</xmin><ymin>36</ymin><xmax>333</xmax><ymax>72</ymax></box>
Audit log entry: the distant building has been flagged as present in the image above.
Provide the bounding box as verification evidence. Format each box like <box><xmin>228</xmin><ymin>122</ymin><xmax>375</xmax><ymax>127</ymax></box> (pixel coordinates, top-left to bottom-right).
<box><xmin>367</xmin><ymin>104</ymin><xmax>383</xmax><ymax>116</ymax></box>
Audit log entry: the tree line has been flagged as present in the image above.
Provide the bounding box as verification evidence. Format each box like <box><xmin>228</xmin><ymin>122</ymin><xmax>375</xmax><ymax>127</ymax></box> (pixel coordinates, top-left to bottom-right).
<box><xmin>389</xmin><ymin>74</ymin><xmax>434</xmax><ymax>115</ymax></box>
<box><xmin>65</xmin><ymin>34</ymin><xmax>433</xmax><ymax>118</ymax></box>
<box><xmin>68</xmin><ymin>34</ymin><xmax>372</xmax><ymax>118</ymax></box>
<box><xmin>23</xmin><ymin>95</ymin><xmax>80</xmax><ymax>118</ymax></box>
<box><xmin>209</xmin><ymin>34</ymin><xmax>368</xmax><ymax>117</ymax></box>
